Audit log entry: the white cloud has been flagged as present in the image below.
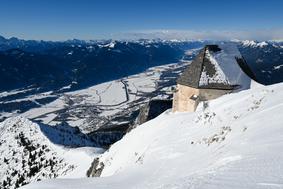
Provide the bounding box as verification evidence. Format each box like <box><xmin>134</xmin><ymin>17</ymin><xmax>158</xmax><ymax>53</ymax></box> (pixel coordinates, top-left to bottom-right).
<box><xmin>112</xmin><ymin>29</ymin><xmax>283</xmax><ymax>41</ymax></box>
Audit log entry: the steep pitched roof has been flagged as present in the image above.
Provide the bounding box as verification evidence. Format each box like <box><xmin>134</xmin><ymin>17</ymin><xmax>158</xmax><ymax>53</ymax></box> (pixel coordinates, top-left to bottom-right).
<box><xmin>177</xmin><ymin>48</ymin><xmax>205</xmax><ymax>88</ymax></box>
<box><xmin>177</xmin><ymin>44</ymin><xmax>251</xmax><ymax>90</ymax></box>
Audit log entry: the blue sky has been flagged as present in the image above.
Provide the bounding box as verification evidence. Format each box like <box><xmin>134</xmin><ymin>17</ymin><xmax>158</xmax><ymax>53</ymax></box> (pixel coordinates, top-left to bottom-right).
<box><xmin>0</xmin><ymin>0</ymin><xmax>282</xmax><ymax>40</ymax></box>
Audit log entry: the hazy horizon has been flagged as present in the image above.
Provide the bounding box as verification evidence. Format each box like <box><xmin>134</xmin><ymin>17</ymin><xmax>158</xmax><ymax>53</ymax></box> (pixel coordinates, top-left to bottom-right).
<box><xmin>0</xmin><ymin>0</ymin><xmax>282</xmax><ymax>41</ymax></box>
<box><xmin>1</xmin><ymin>28</ymin><xmax>283</xmax><ymax>42</ymax></box>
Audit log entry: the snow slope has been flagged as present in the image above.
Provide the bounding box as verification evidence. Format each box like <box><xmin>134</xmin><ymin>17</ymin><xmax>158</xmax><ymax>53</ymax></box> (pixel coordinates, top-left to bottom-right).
<box><xmin>242</xmin><ymin>40</ymin><xmax>268</xmax><ymax>48</ymax></box>
<box><xmin>21</xmin><ymin>82</ymin><xmax>283</xmax><ymax>189</ymax></box>
<box><xmin>0</xmin><ymin>117</ymin><xmax>104</xmax><ymax>189</ymax></box>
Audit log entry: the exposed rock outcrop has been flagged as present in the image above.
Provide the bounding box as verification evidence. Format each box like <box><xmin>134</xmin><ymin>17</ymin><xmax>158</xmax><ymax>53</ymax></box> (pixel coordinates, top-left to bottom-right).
<box><xmin>127</xmin><ymin>99</ymin><xmax>172</xmax><ymax>132</ymax></box>
<box><xmin>87</xmin><ymin>99</ymin><xmax>172</xmax><ymax>177</ymax></box>
<box><xmin>86</xmin><ymin>158</ymin><xmax>104</xmax><ymax>177</ymax></box>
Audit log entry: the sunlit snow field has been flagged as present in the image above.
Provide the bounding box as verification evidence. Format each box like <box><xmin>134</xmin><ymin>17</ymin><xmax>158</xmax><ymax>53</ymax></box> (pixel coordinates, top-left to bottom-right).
<box><xmin>21</xmin><ymin>82</ymin><xmax>283</xmax><ymax>189</ymax></box>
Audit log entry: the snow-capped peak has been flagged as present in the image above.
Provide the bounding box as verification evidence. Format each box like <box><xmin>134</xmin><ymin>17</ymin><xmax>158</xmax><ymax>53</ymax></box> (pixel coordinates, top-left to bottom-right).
<box><xmin>99</xmin><ymin>41</ymin><xmax>116</xmax><ymax>48</ymax></box>
<box><xmin>242</xmin><ymin>40</ymin><xmax>268</xmax><ymax>48</ymax></box>
<box><xmin>257</xmin><ymin>41</ymin><xmax>268</xmax><ymax>47</ymax></box>
<box><xmin>242</xmin><ymin>40</ymin><xmax>257</xmax><ymax>46</ymax></box>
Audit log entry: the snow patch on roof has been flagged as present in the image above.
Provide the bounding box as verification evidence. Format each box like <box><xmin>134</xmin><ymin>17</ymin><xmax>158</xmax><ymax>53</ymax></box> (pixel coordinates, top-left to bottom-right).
<box><xmin>200</xmin><ymin>43</ymin><xmax>251</xmax><ymax>90</ymax></box>
<box><xmin>199</xmin><ymin>49</ymin><xmax>229</xmax><ymax>86</ymax></box>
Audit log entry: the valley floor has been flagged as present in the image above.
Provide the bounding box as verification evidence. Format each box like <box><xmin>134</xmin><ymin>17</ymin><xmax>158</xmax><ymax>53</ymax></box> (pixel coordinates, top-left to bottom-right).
<box><xmin>0</xmin><ymin>62</ymin><xmax>186</xmax><ymax>134</ymax></box>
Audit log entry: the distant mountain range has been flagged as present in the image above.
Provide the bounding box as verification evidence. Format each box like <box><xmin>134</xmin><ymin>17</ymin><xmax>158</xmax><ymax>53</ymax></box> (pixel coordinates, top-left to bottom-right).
<box><xmin>238</xmin><ymin>40</ymin><xmax>283</xmax><ymax>85</ymax></box>
<box><xmin>0</xmin><ymin>36</ymin><xmax>206</xmax><ymax>92</ymax></box>
<box><xmin>0</xmin><ymin>36</ymin><xmax>282</xmax><ymax>93</ymax></box>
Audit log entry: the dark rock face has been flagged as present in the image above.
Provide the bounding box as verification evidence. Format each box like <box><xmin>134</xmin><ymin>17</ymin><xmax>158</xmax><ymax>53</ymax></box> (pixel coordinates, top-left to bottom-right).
<box><xmin>128</xmin><ymin>99</ymin><xmax>172</xmax><ymax>132</ymax></box>
<box><xmin>86</xmin><ymin>158</ymin><xmax>104</xmax><ymax>177</ymax></box>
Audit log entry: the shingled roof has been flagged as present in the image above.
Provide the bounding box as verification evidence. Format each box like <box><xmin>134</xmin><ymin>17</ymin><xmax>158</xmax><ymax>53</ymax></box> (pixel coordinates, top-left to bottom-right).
<box><xmin>177</xmin><ymin>44</ymin><xmax>251</xmax><ymax>90</ymax></box>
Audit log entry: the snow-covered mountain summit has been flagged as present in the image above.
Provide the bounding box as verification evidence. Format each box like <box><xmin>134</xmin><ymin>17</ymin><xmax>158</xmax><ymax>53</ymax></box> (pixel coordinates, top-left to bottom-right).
<box><xmin>21</xmin><ymin>82</ymin><xmax>283</xmax><ymax>189</ymax></box>
<box><xmin>241</xmin><ymin>40</ymin><xmax>268</xmax><ymax>48</ymax></box>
